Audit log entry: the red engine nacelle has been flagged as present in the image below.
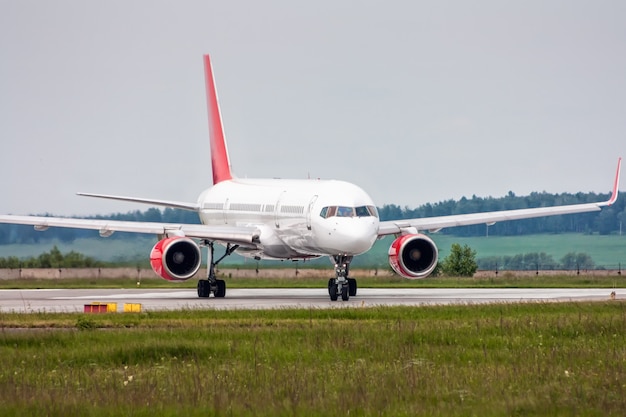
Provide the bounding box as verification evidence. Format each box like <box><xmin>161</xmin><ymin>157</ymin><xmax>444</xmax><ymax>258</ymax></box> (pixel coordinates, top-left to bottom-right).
<box><xmin>150</xmin><ymin>237</ymin><xmax>202</xmax><ymax>281</ymax></box>
<box><xmin>388</xmin><ymin>234</ymin><xmax>438</xmax><ymax>279</ymax></box>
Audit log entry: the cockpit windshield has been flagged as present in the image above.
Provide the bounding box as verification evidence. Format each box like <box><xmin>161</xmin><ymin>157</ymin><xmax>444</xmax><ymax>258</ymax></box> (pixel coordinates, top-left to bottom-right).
<box><xmin>319</xmin><ymin>205</ymin><xmax>378</xmax><ymax>219</ymax></box>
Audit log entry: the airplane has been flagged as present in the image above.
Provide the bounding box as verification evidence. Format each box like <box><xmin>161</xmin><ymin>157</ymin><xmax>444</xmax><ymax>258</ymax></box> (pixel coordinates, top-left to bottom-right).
<box><xmin>0</xmin><ymin>55</ymin><xmax>622</xmax><ymax>301</ymax></box>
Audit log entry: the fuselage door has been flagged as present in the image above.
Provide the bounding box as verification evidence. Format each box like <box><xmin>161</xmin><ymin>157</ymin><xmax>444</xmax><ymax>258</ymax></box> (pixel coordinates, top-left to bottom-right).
<box><xmin>275</xmin><ymin>191</ymin><xmax>286</xmax><ymax>229</ymax></box>
<box><xmin>306</xmin><ymin>195</ymin><xmax>318</xmax><ymax>231</ymax></box>
<box><xmin>223</xmin><ymin>198</ymin><xmax>229</xmax><ymax>224</ymax></box>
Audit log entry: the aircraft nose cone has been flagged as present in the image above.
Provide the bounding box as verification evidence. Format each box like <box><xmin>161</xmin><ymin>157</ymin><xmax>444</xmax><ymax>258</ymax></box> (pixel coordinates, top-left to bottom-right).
<box><xmin>322</xmin><ymin>219</ymin><xmax>378</xmax><ymax>255</ymax></box>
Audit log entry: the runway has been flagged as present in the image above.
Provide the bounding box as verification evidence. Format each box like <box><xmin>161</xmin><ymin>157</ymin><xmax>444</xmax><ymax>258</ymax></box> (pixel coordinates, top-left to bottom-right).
<box><xmin>0</xmin><ymin>288</ymin><xmax>622</xmax><ymax>313</ymax></box>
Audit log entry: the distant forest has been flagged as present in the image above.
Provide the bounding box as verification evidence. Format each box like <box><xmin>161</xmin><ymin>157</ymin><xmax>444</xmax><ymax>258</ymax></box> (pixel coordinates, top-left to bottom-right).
<box><xmin>0</xmin><ymin>191</ymin><xmax>624</xmax><ymax>245</ymax></box>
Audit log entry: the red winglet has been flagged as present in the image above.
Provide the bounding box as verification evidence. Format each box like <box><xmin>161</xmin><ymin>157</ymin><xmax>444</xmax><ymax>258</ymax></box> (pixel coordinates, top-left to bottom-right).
<box><xmin>606</xmin><ymin>157</ymin><xmax>622</xmax><ymax>206</ymax></box>
<box><xmin>204</xmin><ymin>54</ymin><xmax>233</xmax><ymax>184</ymax></box>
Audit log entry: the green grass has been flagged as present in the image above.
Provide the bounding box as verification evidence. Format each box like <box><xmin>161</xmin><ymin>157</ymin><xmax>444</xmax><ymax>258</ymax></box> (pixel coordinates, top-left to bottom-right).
<box><xmin>430</xmin><ymin>233</ymin><xmax>626</xmax><ymax>268</ymax></box>
<box><xmin>1</xmin><ymin>303</ymin><xmax>626</xmax><ymax>416</ymax></box>
<box><xmin>0</xmin><ymin>238</ymin><xmax>156</xmax><ymax>264</ymax></box>
<box><xmin>2</xmin><ymin>233</ymin><xmax>626</xmax><ymax>268</ymax></box>
<box><xmin>2</xmin><ymin>272</ymin><xmax>626</xmax><ymax>290</ymax></box>
<box><xmin>279</xmin><ymin>233</ymin><xmax>626</xmax><ymax>268</ymax></box>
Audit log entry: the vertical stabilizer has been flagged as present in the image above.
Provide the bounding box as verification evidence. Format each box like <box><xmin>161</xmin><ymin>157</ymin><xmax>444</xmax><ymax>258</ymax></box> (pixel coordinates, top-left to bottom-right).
<box><xmin>204</xmin><ymin>54</ymin><xmax>233</xmax><ymax>184</ymax></box>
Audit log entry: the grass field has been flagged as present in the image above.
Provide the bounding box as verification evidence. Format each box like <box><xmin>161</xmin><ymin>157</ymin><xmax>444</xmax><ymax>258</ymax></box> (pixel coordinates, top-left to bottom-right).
<box><xmin>1</xmin><ymin>233</ymin><xmax>625</xmax><ymax>269</ymax></box>
<box><xmin>1</xmin><ymin>303</ymin><xmax>625</xmax><ymax>416</ymax></box>
<box><xmin>429</xmin><ymin>234</ymin><xmax>626</xmax><ymax>269</ymax></box>
<box><xmin>2</xmin><ymin>273</ymin><xmax>626</xmax><ymax>290</ymax></box>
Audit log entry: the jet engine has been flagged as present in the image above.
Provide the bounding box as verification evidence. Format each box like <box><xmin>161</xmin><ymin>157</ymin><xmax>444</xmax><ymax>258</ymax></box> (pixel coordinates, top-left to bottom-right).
<box><xmin>150</xmin><ymin>237</ymin><xmax>202</xmax><ymax>281</ymax></box>
<box><xmin>388</xmin><ymin>234</ymin><xmax>438</xmax><ymax>279</ymax></box>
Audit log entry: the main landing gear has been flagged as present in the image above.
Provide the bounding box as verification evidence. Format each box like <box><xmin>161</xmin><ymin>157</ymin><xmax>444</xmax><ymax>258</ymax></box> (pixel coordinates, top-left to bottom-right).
<box><xmin>197</xmin><ymin>241</ymin><xmax>239</xmax><ymax>298</ymax></box>
<box><xmin>327</xmin><ymin>255</ymin><xmax>357</xmax><ymax>302</ymax></box>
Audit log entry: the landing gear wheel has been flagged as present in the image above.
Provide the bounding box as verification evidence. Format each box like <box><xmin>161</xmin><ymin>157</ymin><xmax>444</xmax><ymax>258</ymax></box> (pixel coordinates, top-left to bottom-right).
<box><xmin>215</xmin><ymin>279</ymin><xmax>226</xmax><ymax>298</ymax></box>
<box><xmin>328</xmin><ymin>279</ymin><xmax>334</xmax><ymax>295</ymax></box>
<box><xmin>347</xmin><ymin>278</ymin><xmax>357</xmax><ymax>297</ymax></box>
<box><xmin>198</xmin><ymin>242</ymin><xmax>239</xmax><ymax>299</ymax></box>
<box><xmin>341</xmin><ymin>285</ymin><xmax>349</xmax><ymax>301</ymax></box>
<box><xmin>329</xmin><ymin>283</ymin><xmax>338</xmax><ymax>301</ymax></box>
<box><xmin>197</xmin><ymin>280</ymin><xmax>210</xmax><ymax>298</ymax></box>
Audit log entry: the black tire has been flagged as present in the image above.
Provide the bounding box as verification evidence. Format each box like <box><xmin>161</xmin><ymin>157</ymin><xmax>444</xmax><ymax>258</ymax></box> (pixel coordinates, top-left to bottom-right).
<box><xmin>347</xmin><ymin>278</ymin><xmax>357</xmax><ymax>297</ymax></box>
<box><xmin>215</xmin><ymin>279</ymin><xmax>226</xmax><ymax>298</ymax></box>
<box><xmin>328</xmin><ymin>278</ymin><xmax>334</xmax><ymax>295</ymax></box>
<box><xmin>329</xmin><ymin>283</ymin><xmax>338</xmax><ymax>301</ymax></box>
<box><xmin>341</xmin><ymin>285</ymin><xmax>349</xmax><ymax>301</ymax></box>
<box><xmin>197</xmin><ymin>280</ymin><xmax>210</xmax><ymax>298</ymax></box>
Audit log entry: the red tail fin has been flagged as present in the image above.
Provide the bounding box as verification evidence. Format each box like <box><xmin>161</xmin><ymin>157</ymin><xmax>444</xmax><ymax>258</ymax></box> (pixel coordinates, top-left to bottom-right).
<box><xmin>204</xmin><ymin>54</ymin><xmax>233</xmax><ymax>184</ymax></box>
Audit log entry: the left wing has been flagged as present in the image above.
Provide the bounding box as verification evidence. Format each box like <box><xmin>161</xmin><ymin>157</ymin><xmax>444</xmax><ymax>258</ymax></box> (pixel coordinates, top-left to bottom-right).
<box><xmin>0</xmin><ymin>215</ymin><xmax>260</xmax><ymax>246</ymax></box>
<box><xmin>379</xmin><ymin>158</ymin><xmax>621</xmax><ymax>236</ymax></box>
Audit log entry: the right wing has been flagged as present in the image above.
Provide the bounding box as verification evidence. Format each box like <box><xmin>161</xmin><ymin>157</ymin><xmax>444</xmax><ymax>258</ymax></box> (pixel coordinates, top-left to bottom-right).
<box><xmin>379</xmin><ymin>157</ymin><xmax>622</xmax><ymax>236</ymax></box>
<box><xmin>0</xmin><ymin>191</ymin><xmax>261</xmax><ymax>244</ymax></box>
<box><xmin>0</xmin><ymin>214</ymin><xmax>260</xmax><ymax>246</ymax></box>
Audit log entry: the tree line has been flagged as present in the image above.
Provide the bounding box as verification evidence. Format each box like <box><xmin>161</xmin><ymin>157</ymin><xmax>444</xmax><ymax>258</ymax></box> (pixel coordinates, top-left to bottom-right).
<box><xmin>0</xmin><ymin>246</ymin><xmax>105</xmax><ymax>268</ymax></box>
<box><xmin>0</xmin><ymin>190</ymin><xmax>624</xmax><ymax>244</ymax></box>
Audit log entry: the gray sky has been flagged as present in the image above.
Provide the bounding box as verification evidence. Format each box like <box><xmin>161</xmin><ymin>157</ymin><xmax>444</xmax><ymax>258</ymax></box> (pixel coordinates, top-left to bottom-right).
<box><xmin>1</xmin><ymin>0</ymin><xmax>625</xmax><ymax>216</ymax></box>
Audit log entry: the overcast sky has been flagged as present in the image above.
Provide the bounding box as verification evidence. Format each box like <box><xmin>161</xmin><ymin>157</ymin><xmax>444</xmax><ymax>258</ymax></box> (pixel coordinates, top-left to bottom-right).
<box><xmin>1</xmin><ymin>1</ymin><xmax>624</xmax><ymax>216</ymax></box>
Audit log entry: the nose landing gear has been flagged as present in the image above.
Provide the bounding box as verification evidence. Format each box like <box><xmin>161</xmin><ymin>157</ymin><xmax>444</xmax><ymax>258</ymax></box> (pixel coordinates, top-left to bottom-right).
<box><xmin>328</xmin><ymin>255</ymin><xmax>357</xmax><ymax>301</ymax></box>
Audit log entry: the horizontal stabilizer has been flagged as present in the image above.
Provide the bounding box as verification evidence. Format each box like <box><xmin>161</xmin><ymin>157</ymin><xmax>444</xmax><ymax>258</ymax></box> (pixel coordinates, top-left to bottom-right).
<box><xmin>77</xmin><ymin>192</ymin><xmax>200</xmax><ymax>211</ymax></box>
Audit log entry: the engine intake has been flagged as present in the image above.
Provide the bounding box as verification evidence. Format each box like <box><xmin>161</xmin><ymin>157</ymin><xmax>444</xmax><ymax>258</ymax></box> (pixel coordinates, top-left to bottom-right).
<box><xmin>388</xmin><ymin>234</ymin><xmax>438</xmax><ymax>279</ymax></box>
<box><xmin>150</xmin><ymin>237</ymin><xmax>202</xmax><ymax>281</ymax></box>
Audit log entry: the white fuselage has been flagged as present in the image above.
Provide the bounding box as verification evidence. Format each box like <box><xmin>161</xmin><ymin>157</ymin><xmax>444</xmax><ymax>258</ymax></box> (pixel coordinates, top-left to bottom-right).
<box><xmin>196</xmin><ymin>178</ymin><xmax>380</xmax><ymax>260</ymax></box>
